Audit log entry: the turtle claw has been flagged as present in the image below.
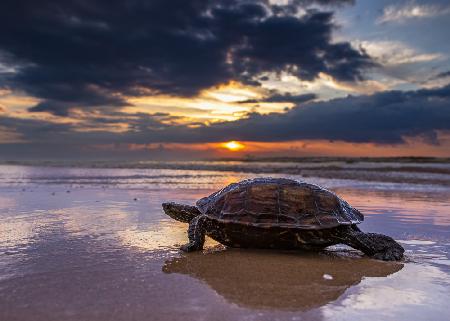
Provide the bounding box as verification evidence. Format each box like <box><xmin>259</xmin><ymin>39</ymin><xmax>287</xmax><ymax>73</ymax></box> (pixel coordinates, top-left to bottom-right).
<box><xmin>180</xmin><ymin>242</ymin><xmax>202</xmax><ymax>252</ymax></box>
<box><xmin>372</xmin><ymin>247</ymin><xmax>404</xmax><ymax>261</ymax></box>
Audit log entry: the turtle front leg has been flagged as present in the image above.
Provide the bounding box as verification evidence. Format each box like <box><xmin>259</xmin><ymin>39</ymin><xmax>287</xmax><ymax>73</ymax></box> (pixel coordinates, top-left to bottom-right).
<box><xmin>339</xmin><ymin>226</ymin><xmax>404</xmax><ymax>261</ymax></box>
<box><xmin>181</xmin><ymin>215</ymin><xmax>208</xmax><ymax>252</ymax></box>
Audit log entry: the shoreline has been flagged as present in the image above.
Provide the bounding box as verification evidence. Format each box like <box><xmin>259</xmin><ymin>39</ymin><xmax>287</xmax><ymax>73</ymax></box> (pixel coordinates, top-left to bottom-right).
<box><xmin>0</xmin><ymin>159</ymin><xmax>449</xmax><ymax>187</ymax></box>
<box><xmin>1</xmin><ymin>156</ymin><xmax>450</xmax><ymax>167</ymax></box>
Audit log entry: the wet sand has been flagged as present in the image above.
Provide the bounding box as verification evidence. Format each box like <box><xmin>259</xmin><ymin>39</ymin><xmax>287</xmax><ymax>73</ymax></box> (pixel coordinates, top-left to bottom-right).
<box><xmin>0</xmin><ymin>165</ymin><xmax>449</xmax><ymax>320</ymax></box>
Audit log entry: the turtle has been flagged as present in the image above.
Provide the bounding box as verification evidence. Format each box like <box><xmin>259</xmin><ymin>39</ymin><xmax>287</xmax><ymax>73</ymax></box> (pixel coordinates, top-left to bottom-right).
<box><xmin>162</xmin><ymin>177</ymin><xmax>404</xmax><ymax>261</ymax></box>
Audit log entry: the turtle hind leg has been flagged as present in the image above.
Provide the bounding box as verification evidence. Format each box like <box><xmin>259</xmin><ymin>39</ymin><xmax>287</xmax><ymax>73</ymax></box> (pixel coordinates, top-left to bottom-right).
<box><xmin>181</xmin><ymin>215</ymin><xmax>208</xmax><ymax>252</ymax></box>
<box><xmin>338</xmin><ymin>226</ymin><xmax>404</xmax><ymax>261</ymax></box>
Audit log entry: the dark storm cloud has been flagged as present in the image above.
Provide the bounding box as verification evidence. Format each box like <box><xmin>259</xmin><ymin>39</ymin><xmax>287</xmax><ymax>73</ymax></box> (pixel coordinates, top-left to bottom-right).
<box><xmin>1</xmin><ymin>84</ymin><xmax>449</xmax><ymax>154</ymax></box>
<box><xmin>28</xmin><ymin>89</ymin><xmax>129</xmax><ymax>117</ymax></box>
<box><xmin>198</xmin><ymin>85</ymin><xmax>450</xmax><ymax>144</ymax></box>
<box><xmin>0</xmin><ymin>0</ymin><xmax>372</xmax><ymax>115</ymax></box>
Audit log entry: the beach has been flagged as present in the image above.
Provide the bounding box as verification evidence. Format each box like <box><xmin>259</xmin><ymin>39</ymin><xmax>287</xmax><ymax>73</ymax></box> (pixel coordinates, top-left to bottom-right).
<box><xmin>0</xmin><ymin>161</ymin><xmax>449</xmax><ymax>321</ymax></box>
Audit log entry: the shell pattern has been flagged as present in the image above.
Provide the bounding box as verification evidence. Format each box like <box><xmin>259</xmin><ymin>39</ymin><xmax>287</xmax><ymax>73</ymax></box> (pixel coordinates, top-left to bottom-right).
<box><xmin>196</xmin><ymin>177</ymin><xmax>364</xmax><ymax>229</ymax></box>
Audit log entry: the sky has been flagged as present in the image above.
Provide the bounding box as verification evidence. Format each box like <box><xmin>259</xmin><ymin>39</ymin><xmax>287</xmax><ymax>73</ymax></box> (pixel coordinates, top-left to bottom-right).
<box><xmin>0</xmin><ymin>0</ymin><xmax>450</xmax><ymax>160</ymax></box>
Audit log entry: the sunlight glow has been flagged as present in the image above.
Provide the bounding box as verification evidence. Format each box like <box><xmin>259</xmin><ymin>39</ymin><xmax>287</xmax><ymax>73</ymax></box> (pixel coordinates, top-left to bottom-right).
<box><xmin>222</xmin><ymin>141</ymin><xmax>245</xmax><ymax>151</ymax></box>
<box><xmin>203</xmin><ymin>81</ymin><xmax>262</xmax><ymax>103</ymax></box>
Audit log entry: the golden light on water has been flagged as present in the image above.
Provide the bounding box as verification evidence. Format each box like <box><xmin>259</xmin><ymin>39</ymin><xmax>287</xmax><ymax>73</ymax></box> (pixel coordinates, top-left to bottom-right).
<box><xmin>222</xmin><ymin>141</ymin><xmax>245</xmax><ymax>151</ymax></box>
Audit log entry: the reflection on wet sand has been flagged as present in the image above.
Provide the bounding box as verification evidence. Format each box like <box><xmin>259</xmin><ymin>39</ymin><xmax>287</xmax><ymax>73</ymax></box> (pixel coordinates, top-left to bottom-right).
<box><xmin>340</xmin><ymin>189</ymin><xmax>450</xmax><ymax>226</ymax></box>
<box><xmin>163</xmin><ymin>249</ymin><xmax>403</xmax><ymax>310</ymax></box>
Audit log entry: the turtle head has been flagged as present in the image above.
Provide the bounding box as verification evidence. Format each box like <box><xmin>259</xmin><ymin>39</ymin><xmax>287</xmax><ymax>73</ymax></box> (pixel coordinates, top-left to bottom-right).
<box><xmin>162</xmin><ymin>202</ymin><xmax>201</xmax><ymax>223</ymax></box>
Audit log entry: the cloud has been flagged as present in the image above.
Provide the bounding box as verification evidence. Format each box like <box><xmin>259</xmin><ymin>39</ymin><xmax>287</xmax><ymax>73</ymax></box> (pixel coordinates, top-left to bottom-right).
<box><xmin>238</xmin><ymin>92</ymin><xmax>317</xmax><ymax>104</ymax></box>
<box><xmin>0</xmin><ymin>0</ymin><xmax>372</xmax><ymax>115</ymax></box>
<box><xmin>377</xmin><ymin>2</ymin><xmax>450</xmax><ymax>24</ymax></box>
<box><xmin>195</xmin><ymin>84</ymin><xmax>450</xmax><ymax>145</ymax></box>
<box><xmin>350</xmin><ymin>40</ymin><xmax>446</xmax><ymax>89</ymax></box>
<box><xmin>27</xmin><ymin>85</ymin><xmax>131</xmax><ymax>117</ymax></box>
<box><xmin>1</xmin><ymin>84</ymin><xmax>449</xmax><ymax>155</ymax></box>
<box><xmin>433</xmin><ymin>70</ymin><xmax>450</xmax><ymax>79</ymax></box>
<box><xmin>355</xmin><ymin>41</ymin><xmax>444</xmax><ymax>66</ymax></box>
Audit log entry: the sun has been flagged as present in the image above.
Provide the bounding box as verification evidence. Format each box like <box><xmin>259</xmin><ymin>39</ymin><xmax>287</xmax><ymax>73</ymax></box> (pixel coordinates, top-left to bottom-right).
<box><xmin>222</xmin><ymin>141</ymin><xmax>245</xmax><ymax>151</ymax></box>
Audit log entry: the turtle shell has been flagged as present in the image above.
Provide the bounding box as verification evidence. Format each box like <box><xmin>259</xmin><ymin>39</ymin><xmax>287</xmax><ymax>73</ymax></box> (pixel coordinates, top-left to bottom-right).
<box><xmin>196</xmin><ymin>177</ymin><xmax>363</xmax><ymax>229</ymax></box>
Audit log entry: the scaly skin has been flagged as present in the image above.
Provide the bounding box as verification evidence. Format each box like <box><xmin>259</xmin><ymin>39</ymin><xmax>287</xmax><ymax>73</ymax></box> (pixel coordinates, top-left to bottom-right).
<box><xmin>162</xmin><ymin>202</ymin><xmax>200</xmax><ymax>223</ymax></box>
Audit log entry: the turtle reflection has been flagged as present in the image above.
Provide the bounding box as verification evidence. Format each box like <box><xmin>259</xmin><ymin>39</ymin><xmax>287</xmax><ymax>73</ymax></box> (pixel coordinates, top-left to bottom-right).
<box><xmin>163</xmin><ymin>249</ymin><xmax>403</xmax><ymax>310</ymax></box>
